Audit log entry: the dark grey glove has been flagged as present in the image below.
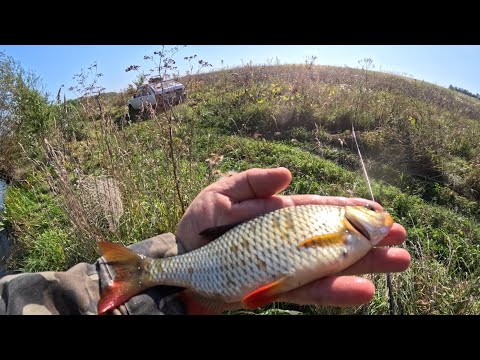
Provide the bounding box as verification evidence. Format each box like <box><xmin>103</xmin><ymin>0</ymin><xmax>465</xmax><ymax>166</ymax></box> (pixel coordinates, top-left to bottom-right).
<box><xmin>0</xmin><ymin>233</ymin><xmax>187</xmax><ymax>315</ymax></box>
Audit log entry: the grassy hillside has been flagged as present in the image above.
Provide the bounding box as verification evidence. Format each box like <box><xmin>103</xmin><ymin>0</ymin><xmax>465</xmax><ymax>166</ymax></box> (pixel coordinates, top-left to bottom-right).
<box><xmin>2</xmin><ymin>61</ymin><xmax>480</xmax><ymax>314</ymax></box>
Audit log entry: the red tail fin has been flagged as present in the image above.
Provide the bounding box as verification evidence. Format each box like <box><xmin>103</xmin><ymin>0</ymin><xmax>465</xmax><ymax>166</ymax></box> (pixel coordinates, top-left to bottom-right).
<box><xmin>97</xmin><ymin>241</ymin><xmax>150</xmax><ymax>315</ymax></box>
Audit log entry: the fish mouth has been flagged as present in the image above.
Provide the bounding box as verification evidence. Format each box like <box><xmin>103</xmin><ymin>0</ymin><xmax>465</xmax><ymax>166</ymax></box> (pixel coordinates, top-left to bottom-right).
<box><xmin>344</xmin><ymin>206</ymin><xmax>394</xmax><ymax>246</ymax></box>
<box><xmin>345</xmin><ymin>217</ymin><xmax>370</xmax><ymax>240</ymax></box>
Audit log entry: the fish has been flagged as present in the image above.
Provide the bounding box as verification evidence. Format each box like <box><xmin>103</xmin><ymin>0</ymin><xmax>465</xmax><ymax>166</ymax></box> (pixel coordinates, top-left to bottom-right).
<box><xmin>97</xmin><ymin>204</ymin><xmax>394</xmax><ymax>315</ymax></box>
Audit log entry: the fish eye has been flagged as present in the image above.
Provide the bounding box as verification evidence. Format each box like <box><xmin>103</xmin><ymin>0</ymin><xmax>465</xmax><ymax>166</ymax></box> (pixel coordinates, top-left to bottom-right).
<box><xmin>364</xmin><ymin>204</ymin><xmax>375</xmax><ymax>211</ymax></box>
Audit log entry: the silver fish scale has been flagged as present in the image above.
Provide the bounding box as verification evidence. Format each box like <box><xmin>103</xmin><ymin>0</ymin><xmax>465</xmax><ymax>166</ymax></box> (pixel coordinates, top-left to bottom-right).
<box><xmin>150</xmin><ymin>205</ymin><xmax>361</xmax><ymax>302</ymax></box>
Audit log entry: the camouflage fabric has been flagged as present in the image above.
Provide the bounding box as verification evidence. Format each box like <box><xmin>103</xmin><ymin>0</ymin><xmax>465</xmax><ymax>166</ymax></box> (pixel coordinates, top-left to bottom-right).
<box><xmin>0</xmin><ymin>233</ymin><xmax>188</xmax><ymax>315</ymax></box>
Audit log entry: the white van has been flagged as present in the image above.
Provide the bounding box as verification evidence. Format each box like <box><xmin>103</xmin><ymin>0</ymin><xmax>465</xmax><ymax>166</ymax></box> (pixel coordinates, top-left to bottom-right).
<box><xmin>128</xmin><ymin>79</ymin><xmax>187</xmax><ymax>119</ymax></box>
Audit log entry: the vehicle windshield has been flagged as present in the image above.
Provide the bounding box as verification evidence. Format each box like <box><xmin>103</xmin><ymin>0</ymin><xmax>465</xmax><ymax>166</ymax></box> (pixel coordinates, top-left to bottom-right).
<box><xmin>152</xmin><ymin>81</ymin><xmax>182</xmax><ymax>91</ymax></box>
<box><xmin>135</xmin><ymin>87</ymin><xmax>150</xmax><ymax>97</ymax></box>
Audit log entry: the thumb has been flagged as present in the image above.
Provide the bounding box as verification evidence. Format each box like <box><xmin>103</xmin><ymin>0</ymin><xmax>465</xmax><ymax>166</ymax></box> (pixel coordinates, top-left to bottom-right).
<box><xmin>212</xmin><ymin>167</ymin><xmax>292</xmax><ymax>203</ymax></box>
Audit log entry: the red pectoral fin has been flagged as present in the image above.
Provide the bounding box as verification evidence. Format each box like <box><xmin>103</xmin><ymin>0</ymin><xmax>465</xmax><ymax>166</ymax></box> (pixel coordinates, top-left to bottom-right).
<box><xmin>297</xmin><ymin>231</ymin><xmax>347</xmax><ymax>248</ymax></box>
<box><xmin>179</xmin><ymin>290</ymin><xmax>226</xmax><ymax>315</ymax></box>
<box><xmin>242</xmin><ymin>277</ymin><xmax>289</xmax><ymax>309</ymax></box>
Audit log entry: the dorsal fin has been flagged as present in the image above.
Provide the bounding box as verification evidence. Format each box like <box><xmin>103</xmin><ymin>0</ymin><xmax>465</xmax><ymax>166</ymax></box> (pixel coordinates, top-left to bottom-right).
<box><xmin>199</xmin><ymin>222</ymin><xmax>243</xmax><ymax>241</ymax></box>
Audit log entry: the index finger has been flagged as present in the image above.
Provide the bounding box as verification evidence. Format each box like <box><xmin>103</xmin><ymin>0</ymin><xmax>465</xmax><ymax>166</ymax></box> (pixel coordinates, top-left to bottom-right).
<box><xmin>285</xmin><ymin>194</ymin><xmax>383</xmax><ymax>211</ymax></box>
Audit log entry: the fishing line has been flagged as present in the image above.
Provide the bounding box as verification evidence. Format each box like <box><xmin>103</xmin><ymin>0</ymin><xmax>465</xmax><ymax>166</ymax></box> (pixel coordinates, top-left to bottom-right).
<box><xmin>351</xmin><ymin>125</ymin><xmax>375</xmax><ymax>203</ymax></box>
<box><xmin>351</xmin><ymin>125</ymin><xmax>395</xmax><ymax>315</ymax></box>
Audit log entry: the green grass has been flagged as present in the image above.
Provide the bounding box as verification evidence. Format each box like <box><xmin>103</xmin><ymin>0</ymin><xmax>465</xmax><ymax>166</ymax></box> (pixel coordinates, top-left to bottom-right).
<box><xmin>3</xmin><ymin>176</ymin><xmax>82</xmax><ymax>272</ymax></box>
<box><xmin>2</xmin><ymin>62</ymin><xmax>480</xmax><ymax>314</ymax></box>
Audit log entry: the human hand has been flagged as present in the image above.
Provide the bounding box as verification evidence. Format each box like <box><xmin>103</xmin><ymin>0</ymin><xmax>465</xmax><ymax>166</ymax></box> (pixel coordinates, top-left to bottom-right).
<box><xmin>176</xmin><ymin>167</ymin><xmax>410</xmax><ymax>311</ymax></box>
